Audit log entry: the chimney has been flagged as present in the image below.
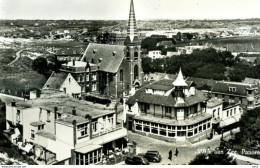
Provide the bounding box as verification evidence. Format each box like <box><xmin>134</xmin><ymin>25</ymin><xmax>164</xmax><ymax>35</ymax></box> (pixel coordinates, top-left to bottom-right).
<box><xmin>73</xmin><ymin>59</ymin><xmax>75</xmax><ymax>66</ymax></box>
<box><xmin>85</xmin><ymin>114</ymin><xmax>92</xmax><ymax>139</ymax></box>
<box><xmin>11</xmin><ymin>99</ymin><xmax>16</xmax><ymax>107</ymax></box>
<box><xmin>72</xmin><ymin>120</ymin><xmax>77</xmax><ymax>147</ymax></box>
<box><xmin>72</xmin><ymin>107</ymin><xmax>76</xmax><ymax>115</ymax></box>
<box><xmin>54</xmin><ymin>106</ymin><xmax>58</xmax><ymax>120</ymax></box>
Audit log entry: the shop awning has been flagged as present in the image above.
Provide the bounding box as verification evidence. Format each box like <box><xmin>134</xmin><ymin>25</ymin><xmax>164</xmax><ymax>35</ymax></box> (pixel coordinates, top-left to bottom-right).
<box><xmin>219</xmin><ymin>116</ymin><xmax>238</xmax><ymax>128</ymax></box>
<box><xmin>75</xmin><ymin>144</ymin><xmax>102</xmax><ymax>154</ymax></box>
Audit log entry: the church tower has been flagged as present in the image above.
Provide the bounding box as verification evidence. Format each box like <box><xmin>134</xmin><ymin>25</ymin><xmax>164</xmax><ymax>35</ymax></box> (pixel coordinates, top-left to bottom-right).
<box><xmin>124</xmin><ymin>0</ymin><xmax>143</xmax><ymax>89</ymax></box>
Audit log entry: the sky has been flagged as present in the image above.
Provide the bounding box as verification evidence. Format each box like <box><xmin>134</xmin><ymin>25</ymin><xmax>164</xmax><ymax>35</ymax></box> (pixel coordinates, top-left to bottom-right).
<box><xmin>1</xmin><ymin>0</ymin><xmax>260</xmax><ymax>20</ymax></box>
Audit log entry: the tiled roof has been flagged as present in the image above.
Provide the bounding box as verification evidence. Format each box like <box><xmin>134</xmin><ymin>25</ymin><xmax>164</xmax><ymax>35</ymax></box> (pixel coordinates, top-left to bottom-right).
<box><xmin>211</xmin><ymin>81</ymin><xmax>260</xmax><ymax>96</ymax></box>
<box><xmin>144</xmin><ymin>73</ymin><xmax>177</xmax><ymax>82</ymax></box>
<box><xmin>186</xmin><ymin>77</ymin><xmax>217</xmax><ymax>89</ymax></box>
<box><xmin>126</xmin><ymin>79</ymin><xmax>207</xmax><ymax>107</ymax></box>
<box><xmin>43</xmin><ymin>72</ymin><xmax>67</xmax><ymax>90</ymax></box>
<box><xmin>207</xmin><ymin>97</ymin><xmax>222</xmax><ymax>108</ymax></box>
<box><xmin>81</xmin><ymin>43</ymin><xmax>125</xmax><ymax>73</ymax></box>
<box><xmin>55</xmin><ymin>47</ymin><xmax>84</xmax><ymax>56</ymax></box>
<box><xmin>134</xmin><ymin>113</ymin><xmax>211</xmax><ymax>126</ymax></box>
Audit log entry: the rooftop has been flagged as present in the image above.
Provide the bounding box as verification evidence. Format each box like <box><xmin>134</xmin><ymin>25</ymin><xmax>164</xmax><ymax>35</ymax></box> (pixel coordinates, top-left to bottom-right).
<box><xmin>36</xmin><ymin>130</ymin><xmax>56</xmax><ymax>141</ymax></box>
<box><xmin>81</xmin><ymin>43</ymin><xmax>125</xmax><ymax>73</ymax></box>
<box><xmin>30</xmin><ymin>121</ymin><xmax>45</xmax><ymax>127</ymax></box>
<box><xmin>172</xmin><ymin>69</ymin><xmax>188</xmax><ymax>87</ymax></box>
<box><xmin>206</xmin><ymin>97</ymin><xmax>222</xmax><ymax>108</ymax></box>
<box><xmin>15</xmin><ymin>95</ymin><xmax>115</xmax><ymax>122</ymax></box>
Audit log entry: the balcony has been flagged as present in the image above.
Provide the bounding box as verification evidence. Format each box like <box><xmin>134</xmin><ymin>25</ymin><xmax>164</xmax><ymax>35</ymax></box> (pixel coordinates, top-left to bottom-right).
<box><xmin>92</xmin><ymin>124</ymin><xmax>123</xmax><ymax>139</ymax></box>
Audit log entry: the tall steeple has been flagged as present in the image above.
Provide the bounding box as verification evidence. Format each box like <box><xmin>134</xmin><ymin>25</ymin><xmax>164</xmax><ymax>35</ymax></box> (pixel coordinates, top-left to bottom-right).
<box><xmin>125</xmin><ymin>0</ymin><xmax>140</xmax><ymax>45</ymax></box>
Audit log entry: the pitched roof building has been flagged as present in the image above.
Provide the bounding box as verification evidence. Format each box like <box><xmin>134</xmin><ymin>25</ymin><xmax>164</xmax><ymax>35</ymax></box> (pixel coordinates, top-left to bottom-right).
<box><xmin>211</xmin><ymin>81</ymin><xmax>260</xmax><ymax>110</ymax></box>
<box><xmin>123</xmin><ymin>69</ymin><xmax>212</xmax><ymax>143</ymax></box>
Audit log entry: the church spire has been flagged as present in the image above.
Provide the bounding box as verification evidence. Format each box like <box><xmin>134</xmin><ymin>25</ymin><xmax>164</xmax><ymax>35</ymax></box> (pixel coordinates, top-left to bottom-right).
<box><xmin>125</xmin><ymin>0</ymin><xmax>139</xmax><ymax>44</ymax></box>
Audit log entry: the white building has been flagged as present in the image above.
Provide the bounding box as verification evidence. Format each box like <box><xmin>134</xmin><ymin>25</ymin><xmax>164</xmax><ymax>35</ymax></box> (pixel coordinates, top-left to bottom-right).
<box><xmin>4</xmin><ymin>94</ymin><xmax>127</xmax><ymax>165</ymax></box>
<box><xmin>148</xmin><ymin>50</ymin><xmax>163</xmax><ymax>59</ymax></box>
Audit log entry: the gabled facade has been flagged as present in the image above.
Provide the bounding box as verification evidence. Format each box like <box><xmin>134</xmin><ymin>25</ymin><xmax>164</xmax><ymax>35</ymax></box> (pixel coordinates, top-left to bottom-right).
<box><xmin>42</xmin><ymin>72</ymin><xmax>81</xmax><ymax>98</ymax></box>
<box><xmin>61</xmin><ymin>0</ymin><xmax>143</xmax><ymax>98</ymax></box>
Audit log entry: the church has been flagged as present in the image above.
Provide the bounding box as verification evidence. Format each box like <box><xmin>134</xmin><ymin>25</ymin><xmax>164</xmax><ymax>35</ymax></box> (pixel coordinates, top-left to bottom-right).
<box><xmin>58</xmin><ymin>0</ymin><xmax>143</xmax><ymax>98</ymax></box>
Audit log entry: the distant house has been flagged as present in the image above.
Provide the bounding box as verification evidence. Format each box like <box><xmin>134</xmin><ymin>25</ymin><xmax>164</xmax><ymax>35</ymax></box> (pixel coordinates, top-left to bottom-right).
<box><xmin>148</xmin><ymin>50</ymin><xmax>163</xmax><ymax>59</ymax></box>
<box><xmin>42</xmin><ymin>72</ymin><xmax>81</xmax><ymax>98</ymax></box>
<box><xmin>143</xmin><ymin>72</ymin><xmax>176</xmax><ymax>82</ymax></box>
<box><xmin>53</xmin><ymin>48</ymin><xmax>84</xmax><ymax>62</ymax></box>
<box><xmin>243</xmin><ymin>77</ymin><xmax>260</xmax><ymax>85</ymax></box>
<box><xmin>211</xmin><ymin>81</ymin><xmax>260</xmax><ymax>110</ymax></box>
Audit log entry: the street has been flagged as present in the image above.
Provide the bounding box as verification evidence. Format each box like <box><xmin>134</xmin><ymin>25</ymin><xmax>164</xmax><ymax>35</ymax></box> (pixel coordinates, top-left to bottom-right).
<box><xmin>126</xmin><ymin>131</ymin><xmax>250</xmax><ymax>165</ymax></box>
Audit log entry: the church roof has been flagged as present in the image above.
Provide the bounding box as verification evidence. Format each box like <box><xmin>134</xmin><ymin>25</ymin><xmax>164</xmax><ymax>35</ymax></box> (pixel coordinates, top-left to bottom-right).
<box><xmin>81</xmin><ymin>43</ymin><xmax>125</xmax><ymax>73</ymax></box>
<box><xmin>172</xmin><ymin>68</ymin><xmax>188</xmax><ymax>87</ymax></box>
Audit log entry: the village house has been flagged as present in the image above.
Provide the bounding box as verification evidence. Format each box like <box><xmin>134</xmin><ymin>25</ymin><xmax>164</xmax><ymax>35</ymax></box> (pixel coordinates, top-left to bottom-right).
<box><xmin>4</xmin><ymin>93</ymin><xmax>127</xmax><ymax>165</ymax></box>
<box><xmin>59</xmin><ymin>60</ymin><xmax>98</xmax><ymax>94</ymax></box>
<box><xmin>211</xmin><ymin>81</ymin><xmax>260</xmax><ymax>110</ymax></box>
<box><xmin>206</xmin><ymin>97</ymin><xmax>242</xmax><ymax>135</ymax></box>
<box><xmin>123</xmin><ymin>69</ymin><xmax>212</xmax><ymax>143</ymax></box>
<box><xmin>42</xmin><ymin>72</ymin><xmax>81</xmax><ymax>99</ymax></box>
<box><xmin>148</xmin><ymin>50</ymin><xmax>164</xmax><ymax>59</ymax></box>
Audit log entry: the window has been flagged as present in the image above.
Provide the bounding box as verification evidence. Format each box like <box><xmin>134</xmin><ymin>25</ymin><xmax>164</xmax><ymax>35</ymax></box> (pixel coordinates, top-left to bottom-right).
<box><xmin>229</xmin><ymin>87</ymin><xmax>236</xmax><ymax>92</ymax></box>
<box><xmin>77</xmin><ymin>123</ymin><xmax>88</xmax><ymax>138</ymax></box>
<box><xmin>16</xmin><ymin>110</ymin><xmax>20</xmax><ymax>122</ymax></box>
<box><xmin>126</xmin><ymin>48</ymin><xmax>130</xmax><ymax>61</ymax></box>
<box><xmin>230</xmin><ymin>109</ymin><xmax>233</xmax><ymax>116</ymax></box>
<box><xmin>134</xmin><ymin>65</ymin><xmax>139</xmax><ymax>80</ymax></box>
<box><xmin>134</xmin><ymin>50</ymin><xmax>138</xmax><ymax>60</ymax></box>
<box><xmin>47</xmin><ymin>110</ymin><xmax>50</xmax><ymax>122</ymax></box>
<box><xmin>120</xmin><ymin>70</ymin><xmax>123</xmax><ymax>82</ymax></box>
<box><xmin>227</xmin><ymin>110</ymin><xmax>229</xmax><ymax>117</ymax></box>
<box><xmin>69</xmin><ymin>78</ymin><xmax>71</xmax><ymax>83</ymax></box>
<box><xmin>128</xmin><ymin>105</ymin><xmax>132</xmax><ymax>112</ymax></box>
<box><xmin>213</xmin><ymin>109</ymin><xmax>216</xmax><ymax>118</ymax></box>
<box><xmin>92</xmin><ymin>122</ymin><xmax>98</xmax><ymax>133</ymax></box>
<box><xmin>38</xmin><ymin>125</ymin><xmax>44</xmax><ymax>130</ymax></box>
<box><xmin>234</xmin><ymin>108</ymin><xmax>236</xmax><ymax>115</ymax></box>
<box><xmin>218</xmin><ymin>108</ymin><xmax>220</xmax><ymax>117</ymax></box>
<box><xmin>31</xmin><ymin>130</ymin><xmax>35</xmax><ymax>140</ymax></box>
<box><xmin>165</xmin><ymin>107</ymin><xmax>171</xmax><ymax>114</ymax></box>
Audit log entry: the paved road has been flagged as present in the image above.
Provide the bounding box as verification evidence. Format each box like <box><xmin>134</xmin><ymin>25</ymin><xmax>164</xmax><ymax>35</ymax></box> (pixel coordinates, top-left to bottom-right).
<box><xmin>127</xmin><ymin>131</ymin><xmax>220</xmax><ymax>165</ymax></box>
<box><xmin>8</xmin><ymin>49</ymin><xmax>24</xmax><ymax>66</ymax></box>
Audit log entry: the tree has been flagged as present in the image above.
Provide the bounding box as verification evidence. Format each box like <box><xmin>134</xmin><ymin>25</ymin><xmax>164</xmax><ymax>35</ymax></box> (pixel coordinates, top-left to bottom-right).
<box><xmin>189</xmin><ymin>150</ymin><xmax>237</xmax><ymax>165</ymax></box>
<box><xmin>32</xmin><ymin>57</ymin><xmax>48</xmax><ymax>75</ymax></box>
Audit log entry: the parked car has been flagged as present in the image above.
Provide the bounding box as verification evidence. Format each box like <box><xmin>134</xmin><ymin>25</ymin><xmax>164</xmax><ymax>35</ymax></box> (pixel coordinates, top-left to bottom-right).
<box><xmin>125</xmin><ymin>155</ymin><xmax>150</xmax><ymax>165</ymax></box>
<box><xmin>138</xmin><ymin>151</ymin><xmax>162</xmax><ymax>162</ymax></box>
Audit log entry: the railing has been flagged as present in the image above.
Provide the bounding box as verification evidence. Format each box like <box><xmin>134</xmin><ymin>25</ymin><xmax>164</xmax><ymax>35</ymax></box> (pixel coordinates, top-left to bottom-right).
<box><xmin>92</xmin><ymin>124</ymin><xmax>123</xmax><ymax>139</ymax></box>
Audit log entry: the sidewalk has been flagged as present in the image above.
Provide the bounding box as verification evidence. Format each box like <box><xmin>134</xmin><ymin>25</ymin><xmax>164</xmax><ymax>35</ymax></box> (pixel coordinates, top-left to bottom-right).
<box><xmin>229</xmin><ymin>153</ymin><xmax>260</xmax><ymax>165</ymax></box>
<box><xmin>192</xmin><ymin>128</ymin><xmax>240</xmax><ymax>147</ymax></box>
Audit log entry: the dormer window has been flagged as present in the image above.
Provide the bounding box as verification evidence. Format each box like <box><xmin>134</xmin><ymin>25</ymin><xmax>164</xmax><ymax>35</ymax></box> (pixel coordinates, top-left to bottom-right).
<box><xmin>229</xmin><ymin>87</ymin><xmax>236</xmax><ymax>92</ymax></box>
<box><xmin>93</xmin><ymin>49</ymin><xmax>97</xmax><ymax>54</ymax></box>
